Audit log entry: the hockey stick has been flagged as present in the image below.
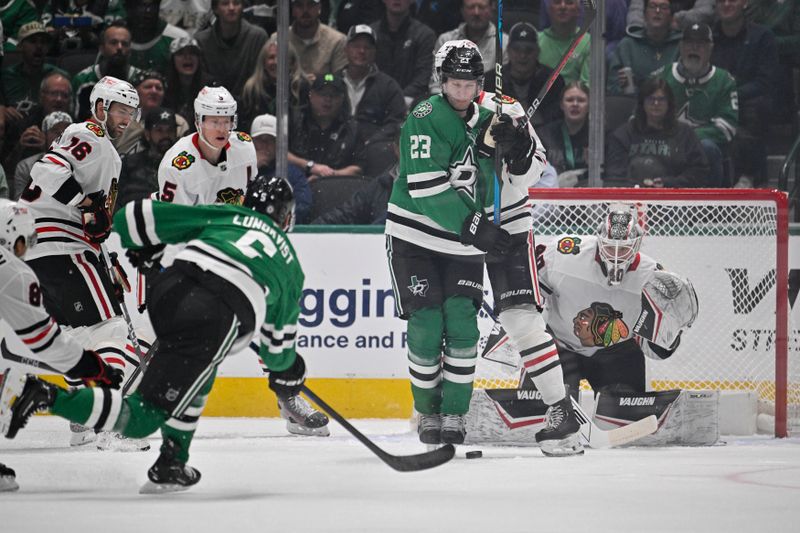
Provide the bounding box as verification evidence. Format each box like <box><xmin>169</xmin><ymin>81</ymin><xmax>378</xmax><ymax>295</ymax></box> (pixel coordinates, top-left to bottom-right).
<box><xmin>301</xmin><ymin>385</ymin><xmax>455</xmax><ymax>472</ymax></box>
<box><xmin>492</xmin><ymin>0</ymin><xmax>504</xmax><ymax>224</ymax></box>
<box><xmin>525</xmin><ymin>0</ymin><xmax>596</xmax><ymax>122</ymax></box>
<box><xmin>1</xmin><ymin>339</ymin><xmax>60</xmax><ymax>373</ymax></box>
<box><xmin>479</xmin><ymin>322</ymin><xmax>658</xmax><ymax>448</ymax></box>
<box><xmin>570</xmin><ymin>396</ymin><xmax>658</xmax><ymax>448</ymax></box>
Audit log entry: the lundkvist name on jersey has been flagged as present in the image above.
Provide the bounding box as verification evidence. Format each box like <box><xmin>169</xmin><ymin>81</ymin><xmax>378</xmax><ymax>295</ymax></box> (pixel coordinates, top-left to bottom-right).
<box><xmin>233</xmin><ymin>214</ymin><xmax>294</xmax><ymax>263</ymax></box>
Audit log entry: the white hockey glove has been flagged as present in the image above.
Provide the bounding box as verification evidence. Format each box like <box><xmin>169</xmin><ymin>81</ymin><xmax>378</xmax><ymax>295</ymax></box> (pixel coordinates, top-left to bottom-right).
<box><xmin>633</xmin><ymin>271</ymin><xmax>698</xmax><ymax>350</ymax></box>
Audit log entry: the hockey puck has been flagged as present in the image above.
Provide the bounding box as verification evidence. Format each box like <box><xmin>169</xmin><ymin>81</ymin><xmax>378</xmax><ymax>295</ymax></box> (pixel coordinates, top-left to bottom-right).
<box><xmin>465</xmin><ymin>450</ymin><xmax>483</xmax><ymax>459</ymax></box>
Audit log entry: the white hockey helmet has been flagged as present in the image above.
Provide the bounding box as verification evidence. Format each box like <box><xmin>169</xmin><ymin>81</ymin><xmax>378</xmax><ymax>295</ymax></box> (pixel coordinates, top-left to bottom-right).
<box><xmin>433</xmin><ymin>39</ymin><xmax>481</xmax><ymax>89</ymax></box>
<box><xmin>90</xmin><ymin>76</ymin><xmax>140</xmax><ymax>123</ymax></box>
<box><xmin>597</xmin><ymin>203</ymin><xmax>644</xmax><ymax>286</ymax></box>
<box><xmin>0</xmin><ymin>199</ymin><xmax>37</xmax><ymax>258</ymax></box>
<box><xmin>194</xmin><ymin>86</ymin><xmax>238</xmax><ymax>127</ymax></box>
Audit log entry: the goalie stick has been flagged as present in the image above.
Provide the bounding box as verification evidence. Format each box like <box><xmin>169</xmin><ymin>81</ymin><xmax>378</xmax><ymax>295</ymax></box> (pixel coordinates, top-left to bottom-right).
<box><xmin>480</xmin><ymin>323</ymin><xmax>658</xmax><ymax>448</ymax></box>
<box><xmin>301</xmin><ymin>385</ymin><xmax>455</xmax><ymax>472</ymax></box>
<box><xmin>524</xmin><ymin>0</ymin><xmax>596</xmax><ymax>122</ymax></box>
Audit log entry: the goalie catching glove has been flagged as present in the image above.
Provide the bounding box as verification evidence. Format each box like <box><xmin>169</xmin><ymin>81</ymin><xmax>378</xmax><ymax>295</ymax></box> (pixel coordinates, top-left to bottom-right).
<box><xmin>633</xmin><ymin>271</ymin><xmax>698</xmax><ymax>358</ymax></box>
<box><xmin>268</xmin><ymin>354</ymin><xmax>307</xmax><ymax>398</ymax></box>
<box><xmin>65</xmin><ymin>350</ymin><xmax>123</xmax><ymax>388</ymax></box>
<box><xmin>477</xmin><ymin>113</ymin><xmax>536</xmax><ymax>175</ymax></box>
<box><xmin>79</xmin><ymin>193</ymin><xmax>113</xmax><ymax>243</ymax></box>
<box><xmin>460</xmin><ymin>211</ymin><xmax>513</xmax><ymax>255</ymax></box>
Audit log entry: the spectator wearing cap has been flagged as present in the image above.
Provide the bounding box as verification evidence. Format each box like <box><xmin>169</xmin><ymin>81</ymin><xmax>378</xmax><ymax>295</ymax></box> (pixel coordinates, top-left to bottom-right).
<box><xmin>1</xmin><ymin>22</ymin><xmax>68</xmax><ymax>109</ymax></box>
<box><xmin>116</xmin><ymin>107</ymin><xmax>179</xmax><ymax>208</ymax></box>
<box><xmin>433</xmin><ymin>0</ymin><xmax>507</xmax><ymax>92</ymax></box>
<box><xmin>370</xmin><ymin>0</ymin><xmax>435</xmax><ymax>109</ymax></box>
<box><xmin>339</xmin><ymin>24</ymin><xmax>405</xmax><ymax>176</ymax></box>
<box><xmin>115</xmin><ymin>69</ymin><xmax>190</xmax><ymax>155</ymax></box>
<box><xmin>290</xmin><ymin>0</ymin><xmax>348</xmax><ymax>80</ymax></box>
<box><xmin>501</xmin><ymin>21</ymin><xmax>564</xmax><ymax>126</ymax></box>
<box><xmin>607</xmin><ymin>0</ymin><xmax>681</xmax><ymax>95</ymax></box>
<box><xmin>0</xmin><ymin>0</ymin><xmax>37</xmax><ymax>52</ymax></box>
<box><xmin>627</xmin><ymin>0</ymin><xmax>715</xmax><ymax>33</ymax></box>
<box><xmin>12</xmin><ymin>110</ymin><xmax>72</xmax><ymax>200</ymax></box>
<box><xmin>240</xmin><ymin>35</ymin><xmax>309</xmax><ymax>133</ymax></box>
<box><xmin>538</xmin><ymin>0</ymin><xmax>591</xmax><ymax>86</ymax></box>
<box><xmin>195</xmin><ymin>0</ymin><xmax>268</xmax><ymax>98</ymax></box>
<box><xmin>124</xmin><ymin>0</ymin><xmax>191</xmax><ymax>73</ymax></box>
<box><xmin>712</xmin><ymin>0</ymin><xmax>779</xmax><ymax>188</ymax></box>
<box><xmin>72</xmin><ymin>21</ymin><xmax>142</xmax><ymax>120</ymax></box>
<box><xmin>164</xmin><ymin>37</ymin><xmax>211</xmax><ymax>129</ymax></box>
<box><xmin>288</xmin><ymin>72</ymin><xmax>365</xmax><ymax>180</ymax></box>
<box><xmin>249</xmin><ymin>113</ymin><xmax>312</xmax><ymax>224</ymax></box>
<box><xmin>657</xmin><ymin>22</ymin><xmax>739</xmax><ymax>187</ymax></box>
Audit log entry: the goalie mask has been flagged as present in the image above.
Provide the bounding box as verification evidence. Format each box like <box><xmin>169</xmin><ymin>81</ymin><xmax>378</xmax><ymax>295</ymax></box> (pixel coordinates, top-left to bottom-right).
<box><xmin>597</xmin><ymin>204</ymin><xmax>644</xmax><ymax>286</ymax></box>
<box><xmin>0</xmin><ymin>199</ymin><xmax>37</xmax><ymax>259</ymax></box>
<box><xmin>244</xmin><ymin>176</ymin><xmax>295</xmax><ymax>232</ymax></box>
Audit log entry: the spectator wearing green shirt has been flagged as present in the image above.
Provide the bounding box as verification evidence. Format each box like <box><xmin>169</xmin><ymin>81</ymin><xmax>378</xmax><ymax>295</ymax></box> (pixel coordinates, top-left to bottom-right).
<box><xmin>0</xmin><ymin>0</ymin><xmax>37</xmax><ymax>52</ymax></box>
<box><xmin>537</xmin><ymin>0</ymin><xmax>591</xmax><ymax>86</ymax></box>
<box><xmin>1</xmin><ymin>22</ymin><xmax>68</xmax><ymax>109</ymax></box>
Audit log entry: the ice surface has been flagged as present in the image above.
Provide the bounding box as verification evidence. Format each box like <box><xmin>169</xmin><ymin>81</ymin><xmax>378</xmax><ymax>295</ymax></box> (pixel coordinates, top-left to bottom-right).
<box><xmin>1</xmin><ymin>417</ymin><xmax>798</xmax><ymax>533</ymax></box>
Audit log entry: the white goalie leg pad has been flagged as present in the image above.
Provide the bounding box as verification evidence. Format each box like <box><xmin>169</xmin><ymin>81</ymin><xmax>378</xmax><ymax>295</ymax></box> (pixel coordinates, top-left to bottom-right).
<box><xmin>0</xmin><ymin>366</ymin><xmax>27</xmax><ymax>437</ymax></box>
<box><xmin>500</xmin><ymin>306</ymin><xmax>566</xmax><ymax>405</ymax></box>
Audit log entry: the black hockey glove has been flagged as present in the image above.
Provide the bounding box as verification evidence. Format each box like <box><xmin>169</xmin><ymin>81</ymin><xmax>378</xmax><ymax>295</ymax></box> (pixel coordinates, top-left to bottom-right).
<box><xmin>126</xmin><ymin>244</ymin><xmax>166</xmax><ymax>275</ymax></box>
<box><xmin>65</xmin><ymin>350</ymin><xmax>124</xmax><ymax>389</ymax></box>
<box><xmin>80</xmin><ymin>194</ymin><xmax>113</xmax><ymax>243</ymax></box>
<box><xmin>268</xmin><ymin>354</ymin><xmax>307</xmax><ymax>399</ymax></box>
<box><xmin>459</xmin><ymin>211</ymin><xmax>513</xmax><ymax>255</ymax></box>
<box><xmin>491</xmin><ymin>114</ymin><xmax>535</xmax><ymax>175</ymax></box>
<box><xmin>107</xmin><ymin>252</ymin><xmax>131</xmax><ymax>302</ymax></box>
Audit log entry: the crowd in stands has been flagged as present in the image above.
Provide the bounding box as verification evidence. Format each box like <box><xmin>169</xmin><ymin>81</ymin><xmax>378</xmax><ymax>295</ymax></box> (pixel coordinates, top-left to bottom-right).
<box><xmin>0</xmin><ymin>0</ymin><xmax>798</xmax><ymax>221</ymax></box>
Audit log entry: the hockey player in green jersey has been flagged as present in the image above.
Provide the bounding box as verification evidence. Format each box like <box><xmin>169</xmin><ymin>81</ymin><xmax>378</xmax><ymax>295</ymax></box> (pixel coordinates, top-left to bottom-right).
<box><xmin>386</xmin><ymin>44</ymin><xmax>534</xmax><ymax>445</ymax></box>
<box><xmin>2</xmin><ymin>176</ymin><xmax>311</xmax><ymax>494</ymax></box>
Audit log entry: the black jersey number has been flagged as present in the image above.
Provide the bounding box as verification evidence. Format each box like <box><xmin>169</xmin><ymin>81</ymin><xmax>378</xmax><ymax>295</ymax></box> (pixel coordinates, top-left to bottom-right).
<box><xmin>161</xmin><ymin>182</ymin><xmax>177</xmax><ymax>202</ymax></box>
<box><xmin>29</xmin><ymin>282</ymin><xmax>42</xmax><ymax>306</ymax></box>
<box><xmin>62</xmin><ymin>136</ymin><xmax>93</xmax><ymax>161</ymax></box>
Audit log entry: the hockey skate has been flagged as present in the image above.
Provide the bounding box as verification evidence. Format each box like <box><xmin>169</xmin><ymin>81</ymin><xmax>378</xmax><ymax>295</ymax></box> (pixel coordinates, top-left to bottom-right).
<box><xmin>440</xmin><ymin>414</ymin><xmax>466</xmax><ymax>445</ymax></box>
<box><xmin>69</xmin><ymin>422</ymin><xmax>97</xmax><ymax>447</ymax></box>
<box><xmin>278</xmin><ymin>394</ymin><xmax>330</xmax><ymax>437</ymax></box>
<box><xmin>535</xmin><ymin>396</ymin><xmax>584</xmax><ymax>457</ymax></box>
<box><xmin>139</xmin><ymin>438</ymin><xmax>201</xmax><ymax>494</ymax></box>
<box><xmin>0</xmin><ymin>463</ymin><xmax>19</xmax><ymax>492</ymax></box>
<box><xmin>417</xmin><ymin>413</ymin><xmax>442</xmax><ymax>444</ymax></box>
<box><xmin>96</xmin><ymin>431</ymin><xmax>151</xmax><ymax>452</ymax></box>
<box><xmin>4</xmin><ymin>375</ymin><xmax>57</xmax><ymax>439</ymax></box>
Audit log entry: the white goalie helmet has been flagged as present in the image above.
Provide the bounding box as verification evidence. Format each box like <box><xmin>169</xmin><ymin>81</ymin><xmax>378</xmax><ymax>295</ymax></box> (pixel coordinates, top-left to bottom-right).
<box><xmin>432</xmin><ymin>39</ymin><xmax>481</xmax><ymax>89</ymax></box>
<box><xmin>194</xmin><ymin>85</ymin><xmax>238</xmax><ymax>127</ymax></box>
<box><xmin>597</xmin><ymin>203</ymin><xmax>644</xmax><ymax>286</ymax></box>
<box><xmin>90</xmin><ymin>76</ymin><xmax>140</xmax><ymax>124</ymax></box>
<box><xmin>0</xmin><ymin>199</ymin><xmax>37</xmax><ymax>258</ymax></box>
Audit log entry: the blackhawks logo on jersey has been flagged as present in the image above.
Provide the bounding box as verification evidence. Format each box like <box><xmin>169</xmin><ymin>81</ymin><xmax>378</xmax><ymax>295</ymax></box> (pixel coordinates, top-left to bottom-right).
<box><xmin>574</xmin><ymin>302</ymin><xmax>629</xmax><ymax>348</ymax></box>
<box><xmin>85</xmin><ymin>122</ymin><xmax>105</xmax><ymax>137</ymax></box>
<box><xmin>172</xmin><ymin>151</ymin><xmax>196</xmax><ymax>170</ymax></box>
<box><xmin>557</xmin><ymin>236</ymin><xmax>581</xmax><ymax>255</ymax></box>
<box><xmin>216</xmin><ymin>187</ymin><xmax>244</xmax><ymax>205</ymax></box>
<box><xmin>237</xmin><ymin>132</ymin><xmax>252</xmax><ymax>143</ymax></box>
<box><xmin>499</xmin><ymin>94</ymin><xmax>516</xmax><ymax>104</ymax></box>
<box><xmin>412</xmin><ymin>101</ymin><xmax>433</xmax><ymax>118</ymax></box>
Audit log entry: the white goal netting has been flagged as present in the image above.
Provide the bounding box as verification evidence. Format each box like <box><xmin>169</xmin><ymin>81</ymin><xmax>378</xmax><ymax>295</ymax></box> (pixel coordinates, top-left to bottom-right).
<box><xmin>474</xmin><ymin>189</ymin><xmax>799</xmax><ymax>437</ymax></box>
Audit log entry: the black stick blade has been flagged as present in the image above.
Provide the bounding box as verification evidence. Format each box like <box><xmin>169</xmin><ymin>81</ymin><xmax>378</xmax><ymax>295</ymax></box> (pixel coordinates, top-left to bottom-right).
<box><xmin>301</xmin><ymin>385</ymin><xmax>456</xmax><ymax>472</ymax></box>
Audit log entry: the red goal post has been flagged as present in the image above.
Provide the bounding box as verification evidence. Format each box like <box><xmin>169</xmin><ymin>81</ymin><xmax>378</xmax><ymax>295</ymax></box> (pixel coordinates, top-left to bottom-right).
<box><xmin>512</xmin><ymin>188</ymin><xmax>794</xmax><ymax>437</ymax></box>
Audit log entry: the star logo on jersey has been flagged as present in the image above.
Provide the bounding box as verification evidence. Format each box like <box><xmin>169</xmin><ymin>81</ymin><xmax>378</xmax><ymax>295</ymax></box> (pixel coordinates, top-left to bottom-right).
<box><xmin>448</xmin><ymin>146</ymin><xmax>478</xmax><ymax>200</ymax></box>
<box><xmin>412</xmin><ymin>101</ymin><xmax>432</xmax><ymax>118</ymax></box>
<box><xmin>171</xmin><ymin>151</ymin><xmax>196</xmax><ymax>170</ymax></box>
<box><xmin>85</xmin><ymin>122</ymin><xmax>105</xmax><ymax>137</ymax></box>
<box><xmin>407</xmin><ymin>275</ymin><xmax>429</xmax><ymax>297</ymax></box>
<box><xmin>216</xmin><ymin>187</ymin><xmax>244</xmax><ymax>205</ymax></box>
<box><xmin>237</xmin><ymin>132</ymin><xmax>252</xmax><ymax>143</ymax></box>
<box><xmin>557</xmin><ymin>236</ymin><xmax>581</xmax><ymax>255</ymax></box>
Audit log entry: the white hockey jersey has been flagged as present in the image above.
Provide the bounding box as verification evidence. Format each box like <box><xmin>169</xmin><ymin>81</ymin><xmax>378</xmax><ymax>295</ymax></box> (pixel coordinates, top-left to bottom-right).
<box><xmin>475</xmin><ymin>91</ymin><xmax>548</xmax><ymax>236</ymax></box>
<box><xmin>538</xmin><ymin>235</ymin><xmax>661</xmax><ymax>357</ymax></box>
<box><xmin>19</xmin><ymin>121</ymin><xmax>122</xmax><ymax>260</ymax></box>
<box><xmin>0</xmin><ymin>247</ymin><xmax>83</xmax><ymax>373</ymax></box>
<box><xmin>157</xmin><ymin>131</ymin><xmax>257</xmax><ymax>206</ymax></box>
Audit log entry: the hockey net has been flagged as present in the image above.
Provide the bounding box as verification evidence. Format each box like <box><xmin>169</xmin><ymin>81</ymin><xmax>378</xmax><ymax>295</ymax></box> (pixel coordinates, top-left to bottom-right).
<box><xmin>474</xmin><ymin>189</ymin><xmax>798</xmax><ymax>437</ymax></box>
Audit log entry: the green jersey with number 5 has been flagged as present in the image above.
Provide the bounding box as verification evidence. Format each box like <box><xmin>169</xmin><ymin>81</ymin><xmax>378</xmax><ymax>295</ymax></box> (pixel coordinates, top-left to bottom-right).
<box><xmin>112</xmin><ymin>200</ymin><xmax>303</xmax><ymax>372</ymax></box>
<box><xmin>386</xmin><ymin>94</ymin><xmax>496</xmax><ymax>256</ymax></box>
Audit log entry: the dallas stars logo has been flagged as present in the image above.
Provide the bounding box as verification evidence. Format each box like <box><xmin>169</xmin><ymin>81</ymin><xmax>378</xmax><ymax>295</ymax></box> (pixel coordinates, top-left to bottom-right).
<box><xmin>448</xmin><ymin>146</ymin><xmax>478</xmax><ymax>200</ymax></box>
<box><xmin>408</xmin><ymin>275</ymin><xmax>429</xmax><ymax>297</ymax></box>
